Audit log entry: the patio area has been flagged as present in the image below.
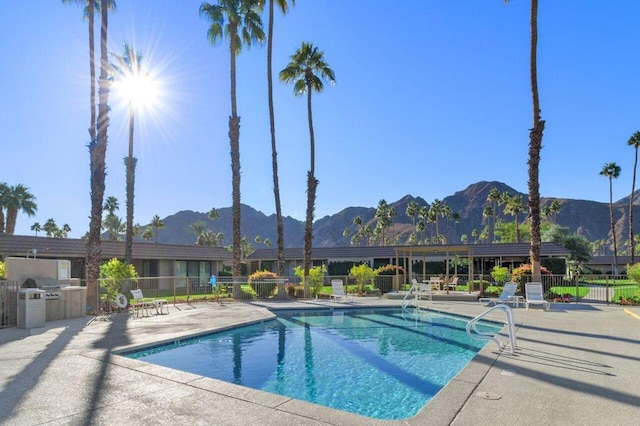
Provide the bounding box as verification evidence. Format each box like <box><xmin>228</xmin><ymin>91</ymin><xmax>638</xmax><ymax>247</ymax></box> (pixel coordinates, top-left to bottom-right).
<box><xmin>0</xmin><ymin>298</ymin><xmax>639</xmax><ymax>425</ymax></box>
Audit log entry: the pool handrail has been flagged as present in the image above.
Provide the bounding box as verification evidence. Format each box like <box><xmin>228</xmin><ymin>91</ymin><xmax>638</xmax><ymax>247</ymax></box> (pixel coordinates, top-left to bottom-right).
<box><xmin>466</xmin><ymin>304</ymin><xmax>517</xmax><ymax>354</ymax></box>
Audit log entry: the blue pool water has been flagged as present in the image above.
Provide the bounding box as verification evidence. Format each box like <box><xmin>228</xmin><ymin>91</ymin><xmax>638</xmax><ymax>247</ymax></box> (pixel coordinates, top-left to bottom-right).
<box><xmin>124</xmin><ymin>308</ymin><xmax>501</xmax><ymax>420</ymax></box>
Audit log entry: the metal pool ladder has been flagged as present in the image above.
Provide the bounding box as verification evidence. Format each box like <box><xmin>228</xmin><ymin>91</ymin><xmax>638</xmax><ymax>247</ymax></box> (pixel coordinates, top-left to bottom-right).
<box><xmin>466</xmin><ymin>304</ymin><xmax>517</xmax><ymax>354</ymax></box>
<box><xmin>401</xmin><ymin>280</ymin><xmax>430</xmax><ymax>309</ymax></box>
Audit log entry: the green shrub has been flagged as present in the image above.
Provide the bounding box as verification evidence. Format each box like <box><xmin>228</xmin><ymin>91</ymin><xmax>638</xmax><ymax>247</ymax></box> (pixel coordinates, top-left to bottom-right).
<box><xmin>0</xmin><ymin>261</ymin><xmax>4</xmax><ymax>279</ymax></box>
<box><xmin>490</xmin><ymin>266</ymin><xmax>510</xmax><ymax>284</ymax></box>
<box><xmin>626</xmin><ymin>263</ymin><xmax>640</xmax><ymax>284</ymax></box>
<box><xmin>294</xmin><ymin>265</ymin><xmax>326</xmax><ymax>297</ymax></box>
<box><xmin>100</xmin><ymin>258</ymin><xmax>137</xmax><ymax>306</ymax></box>
<box><xmin>350</xmin><ymin>263</ymin><xmax>378</xmax><ymax>295</ymax></box>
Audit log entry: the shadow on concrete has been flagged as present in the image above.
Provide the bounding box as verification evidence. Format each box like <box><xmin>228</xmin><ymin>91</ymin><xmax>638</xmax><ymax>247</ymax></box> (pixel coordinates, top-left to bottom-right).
<box><xmin>79</xmin><ymin>312</ymin><xmax>131</xmax><ymax>426</ymax></box>
<box><xmin>472</xmin><ymin>349</ymin><xmax>640</xmax><ymax>409</ymax></box>
<box><xmin>0</xmin><ymin>318</ymin><xmax>87</xmax><ymax>421</ymax></box>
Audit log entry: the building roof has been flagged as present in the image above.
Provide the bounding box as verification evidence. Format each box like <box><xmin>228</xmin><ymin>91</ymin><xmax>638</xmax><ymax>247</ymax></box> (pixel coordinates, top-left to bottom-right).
<box><xmin>0</xmin><ymin>235</ymin><xmax>233</xmax><ymax>261</ymax></box>
<box><xmin>248</xmin><ymin>242</ymin><xmax>570</xmax><ymax>261</ymax></box>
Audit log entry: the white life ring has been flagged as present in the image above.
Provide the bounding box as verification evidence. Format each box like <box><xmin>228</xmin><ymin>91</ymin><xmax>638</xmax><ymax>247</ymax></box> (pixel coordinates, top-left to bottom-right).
<box><xmin>115</xmin><ymin>293</ymin><xmax>128</xmax><ymax>309</ymax></box>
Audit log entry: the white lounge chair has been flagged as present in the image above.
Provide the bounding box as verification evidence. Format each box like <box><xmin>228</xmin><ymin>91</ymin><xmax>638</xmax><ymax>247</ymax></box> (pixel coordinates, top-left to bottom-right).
<box><xmin>479</xmin><ymin>282</ymin><xmax>517</xmax><ymax>306</ymax></box>
<box><xmin>330</xmin><ymin>279</ymin><xmax>353</xmax><ymax>302</ymax></box>
<box><xmin>131</xmin><ymin>289</ymin><xmax>167</xmax><ymax>316</ymax></box>
<box><xmin>525</xmin><ymin>282</ymin><xmax>550</xmax><ymax>311</ymax></box>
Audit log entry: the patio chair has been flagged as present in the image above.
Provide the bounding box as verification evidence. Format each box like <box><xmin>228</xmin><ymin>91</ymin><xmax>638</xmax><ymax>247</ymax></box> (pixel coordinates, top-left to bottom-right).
<box><xmin>330</xmin><ymin>279</ymin><xmax>353</xmax><ymax>302</ymax></box>
<box><xmin>447</xmin><ymin>277</ymin><xmax>460</xmax><ymax>291</ymax></box>
<box><xmin>131</xmin><ymin>289</ymin><xmax>167</xmax><ymax>316</ymax></box>
<box><xmin>478</xmin><ymin>282</ymin><xmax>517</xmax><ymax>306</ymax></box>
<box><xmin>525</xmin><ymin>282</ymin><xmax>550</xmax><ymax>311</ymax></box>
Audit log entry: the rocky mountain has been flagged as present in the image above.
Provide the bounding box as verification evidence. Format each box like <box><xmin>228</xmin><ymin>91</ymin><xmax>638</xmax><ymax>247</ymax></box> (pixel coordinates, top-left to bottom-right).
<box><xmin>147</xmin><ymin>181</ymin><xmax>638</xmax><ymax>250</ymax></box>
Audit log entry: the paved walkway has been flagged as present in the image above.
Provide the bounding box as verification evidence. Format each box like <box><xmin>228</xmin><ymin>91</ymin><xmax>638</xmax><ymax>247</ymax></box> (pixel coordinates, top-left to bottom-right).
<box><xmin>0</xmin><ymin>298</ymin><xmax>639</xmax><ymax>425</ymax></box>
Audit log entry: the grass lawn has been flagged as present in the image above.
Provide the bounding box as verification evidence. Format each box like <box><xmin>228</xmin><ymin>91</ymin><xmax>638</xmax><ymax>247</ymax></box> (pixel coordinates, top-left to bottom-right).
<box><xmin>550</xmin><ymin>286</ymin><xmax>590</xmax><ymax>298</ymax></box>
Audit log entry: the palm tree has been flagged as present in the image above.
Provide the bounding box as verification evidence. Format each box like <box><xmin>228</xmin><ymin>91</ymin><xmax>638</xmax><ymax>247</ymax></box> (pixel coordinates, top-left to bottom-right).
<box><xmin>506</xmin><ymin>0</ymin><xmax>545</xmax><ymax>281</ymax></box>
<box><xmin>43</xmin><ymin>218</ymin><xmax>58</xmax><ymax>237</ymax></box>
<box><xmin>503</xmin><ymin>194</ymin><xmax>525</xmax><ymax>243</ymax></box>
<box><xmin>628</xmin><ymin>131</ymin><xmax>640</xmax><ymax>263</ymax></box>
<box><xmin>200</xmin><ymin>0</ymin><xmax>264</xmax><ymax>290</ymax></box>
<box><xmin>103</xmin><ymin>195</ymin><xmax>119</xmax><ymax>216</ymax></box>
<box><xmin>111</xmin><ymin>42</ymin><xmax>144</xmax><ymax>265</ymax></box>
<box><xmin>267</xmin><ymin>0</ymin><xmax>294</xmax><ymax>277</ymax></box>
<box><xmin>150</xmin><ymin>214</ymin><xmax>164</xmax><ymax>243</ymax></box>
<box><xmin>0</xmin><ymin>182</ymin><xmax>8</xmax><ymax>233</ymax></box>
<box><xmin>103</xmin><ymin>214</ymin><xmax>124</xmax><ymax>240</ymax></box>
<box><xmin>86</xmin><ymin>0</ymin><xmax>115</xmax><ymax>308</ymax></box>
<box><xmin>31</xmin><ymin>222</ymin><xmax>42</xmax><ymax>236</ymax></box>
<box><xmin>600</xmin><ymin>162</ymin><xmax>621</xmax><ymax>273</ymax></box>
<box><xmin>190</xmin><ymin>221</ymin><xmax>209</xmax><ymax>245</ymax></box>
<box><xmin>142</xmin><ymin>226</ymin><xmax>153</xmax><ymax>242</ymax></box>
<box><xmin>487</xmin><ymin>187</ymin><xmax>501</xmax><ymax>242</ymax></box>
<box><xmin>406</xmin><ymin>200</ymin><xmax>419</xmax><ymax>229</ymax></box>
<box><xmin>3</xmin><ymin>184</ymin><xmax>37</xmax><ymax>235</ymax></box>
<box><xmin>208</xmin><ymin>207</ymin><xmax>220</xmax><ymax>220</ymax></box>
<box><xmin>61</xmin><ymin>224</ymin><xmax>72</xmax><ymax>238</ymax></box>
<box><xmin>280</xmin><ymin>41</ymin><xmax>335</xmax><ymax>297</ymax></box>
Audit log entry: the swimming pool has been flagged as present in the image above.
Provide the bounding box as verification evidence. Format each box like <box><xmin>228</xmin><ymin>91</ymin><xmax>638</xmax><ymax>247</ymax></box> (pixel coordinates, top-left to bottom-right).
<box><xmin>124</xmin><ymin>308</ymin><xmax>502</xmax><ymax>420</ymax></box>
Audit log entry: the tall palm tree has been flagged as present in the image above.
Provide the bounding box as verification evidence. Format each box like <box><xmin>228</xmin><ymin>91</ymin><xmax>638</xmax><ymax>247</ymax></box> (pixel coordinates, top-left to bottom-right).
<box><xmin>503</xmin><ymin>194</ymin><xmax>525</xmax><ymax>243</ymax></box>
<box><xmin>628</xmin><ymin>131</ymin><xmax>640</xmax><ymax>263</ymax></box>
<box><xmin>111</xmin><ymin>42</ymin><xmax>144</xmax><ymax>264</ymax></box>
<box><xmin>600</xmin><ymin>162</ymin><xmax>621</xmax><ymax>273</ymax></box>
<box><xmin>62</xmin><ymin>0</ymin><xmax>115</xmax><ymax>150</ymax></box>
<box><xmin>150</xmin><ymin>214</ymin><xmax>164</xmax><ymax>243</ymax></box>
<box><xmin>506</xmin><ymin>0</ymin><xmax>545</xmax><ymax>280</ymax></box>
<box><xmin>280</xmin><ymin>42</ymin><xmax>335</xmax><ymax>297</ymax></box>
<box><xmin>31</xmin><ymin>222</ymin><xmax>42</xmax><ymax>236</ymax></box>
<box><xmin>85</xmin><ymin>0</ymin><xmax>115</xmax><ymax>310</ymax></box>
<box><xmin>266</xmin><ymin>0</ymin><xmax>294</xmax><ymax>277</ymax></box>
<box><xmin>487</xmin><ymin>187</ymin><xmax>501</xmax><ymax>242</ymax></box>
<box><xmin>200</xmin><ymin>0</ymin><xmax>265</xmax><ymax>293</ymax></box>
<box><xmin>3</xmin><ymin>184</ymin><xmax>37</xmax><ymax>235</ymax></box>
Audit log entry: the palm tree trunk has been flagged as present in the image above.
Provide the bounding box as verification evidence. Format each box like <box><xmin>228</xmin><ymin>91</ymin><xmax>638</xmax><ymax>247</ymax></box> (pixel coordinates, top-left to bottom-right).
<box><xmin>228</xmin><ymin>24</ymin><xmax>242</xmax><ymax>298</ymax></box>
<box><xmin>267</xmin><ymin>0</ymin><xmax>285</xmax><ymax>277</ymax></box>
<box><xmin>630</xmin><ymin>147</ymin><xmax>638</xmax><ymax>263</ymax></box>
<box><xmin>609</xmin><ymin>178</ymin><xmax>619</xmax><ymax>273</ymax></box>
<box><xmin>5</xmin><ymin>208</ymin><xmax>17</xmax><ymax>235</ymax></box>
<box><xmin>125</xmin><ymin>103</ymin><xmax>136</xmax><ymax>264</ymax></box>
<box><xmin>303</xmin><ymin>86</ymin><xmax>316</xmax><ymax>298</ymax></box>
<box><xmin>88</xmin><ymin>0</ymin><xmax>96</xmax><ymax>147</ymax></box>
<box><xmin>87</xmin><ymin>0</ymin><xmax>111</xmax><ymax>312</ymax></box>
<box><xmin>528</xmin><ymin>0</ymin><xmax>545</xmax><ymax>282</ymax></box>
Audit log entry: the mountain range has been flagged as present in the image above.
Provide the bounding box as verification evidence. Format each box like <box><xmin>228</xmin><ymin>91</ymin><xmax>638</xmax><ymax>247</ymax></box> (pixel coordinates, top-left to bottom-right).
<box><xmin>150</xmin><ymin>181</ymin><xmax>640</xmax><ymax>250</ymax></box>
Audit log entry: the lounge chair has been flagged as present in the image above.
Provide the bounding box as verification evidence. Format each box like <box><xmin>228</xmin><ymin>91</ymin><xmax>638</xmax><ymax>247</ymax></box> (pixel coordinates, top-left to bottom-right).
<box><xmin>330</xmin><ymin>279</ymin><xmax>353</xmax><ymax>302</ymax></box>
<box><xmin>479</xmin><ymin>282</ymin><xmax>517</xmax><ymax>306</ymax></box>
<box><xmin>131</xmin><ymin>289</ymin><xmax>167</xmax><ymax>316</ymax></box>
<box><xmin>525</xmin><ymin>282</ymin><xmax>550</xmax><ymax>311</ymax></box>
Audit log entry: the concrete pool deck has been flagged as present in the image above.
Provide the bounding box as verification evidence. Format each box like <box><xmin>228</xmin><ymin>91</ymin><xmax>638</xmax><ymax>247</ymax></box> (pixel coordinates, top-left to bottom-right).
<box><xmin>0</xmin><ymin>298</ymin><xmax>639</xmax><ymax>425</ymax></box>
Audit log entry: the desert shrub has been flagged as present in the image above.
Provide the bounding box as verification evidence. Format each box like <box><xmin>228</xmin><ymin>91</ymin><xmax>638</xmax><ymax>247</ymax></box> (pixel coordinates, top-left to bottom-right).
<box><xmin>375</xmin><ymin>264</ymin><xmax>404</xmax><ymax>276</ymax></box>
<box><xmin>248</xmin><ymin>270</ymin><xmax>279</xmax><ymax>298</ymax></box>
<box><xmin>511</xmin><ymin>264</ymin><xmax>552</xmax><ymax>284</ymax></box>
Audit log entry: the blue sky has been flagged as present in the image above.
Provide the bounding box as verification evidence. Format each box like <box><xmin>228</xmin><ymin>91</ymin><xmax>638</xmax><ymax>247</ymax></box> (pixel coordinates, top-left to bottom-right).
<box><xmin>2</xmin><ymin>1</ymin><xmax>640</xmax><ymax>239</ymax></box>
